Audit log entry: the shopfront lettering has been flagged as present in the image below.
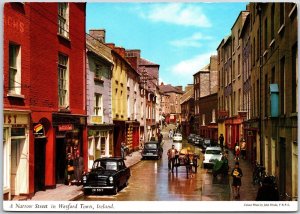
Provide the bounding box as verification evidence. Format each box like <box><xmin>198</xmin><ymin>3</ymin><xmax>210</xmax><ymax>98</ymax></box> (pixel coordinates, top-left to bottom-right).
<box><xmin>58</xmin><ymin>124</ymin><xmax>73</xmax><ymax>131</ymax></box>
<box><xmin>5</xmin><ymin>16</ymin><xmax>25</xmax><ymax>33</ymax></box>
<box><xmin>4</xmin><ymin>114</ymin><xmax>17</xmax><ymax>124</ymax></box>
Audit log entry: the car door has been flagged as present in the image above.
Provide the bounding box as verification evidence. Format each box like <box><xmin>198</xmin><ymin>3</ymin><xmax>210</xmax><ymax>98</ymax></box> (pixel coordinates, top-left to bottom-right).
<box><xmin>118</xmin><ymin>161</ymin><xmax>126</xmax><ymax>186</ymax></box>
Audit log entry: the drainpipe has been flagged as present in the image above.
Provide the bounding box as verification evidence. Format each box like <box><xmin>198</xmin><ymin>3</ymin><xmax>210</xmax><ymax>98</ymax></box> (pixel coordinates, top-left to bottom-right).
<box><xmin>257</xmin><ymin>3</ymin><xmax>263</xmax><ymax>165</ymax></box>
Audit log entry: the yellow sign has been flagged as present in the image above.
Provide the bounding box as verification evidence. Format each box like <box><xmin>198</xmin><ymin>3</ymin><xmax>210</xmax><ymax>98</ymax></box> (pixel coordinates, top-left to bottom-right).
<box><xmin>91</xmin><ymin>116</ymin><xmax>102</xmax><ymax>124</ymax></box>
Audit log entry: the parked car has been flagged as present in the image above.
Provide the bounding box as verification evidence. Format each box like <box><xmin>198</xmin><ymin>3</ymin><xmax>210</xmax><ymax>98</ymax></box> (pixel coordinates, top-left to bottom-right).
<box><xmin>141</xmin><ymin>141</ymin><xmax>163</xmax><ymax>159</ymax></box>
<box><xmin>194</xmin><ymin>135</ymin><xmax>204</xmax><ymax>147</ymax></box>
<box><xmin>200</xmin><ymin>139</ymin><xmax>212</xmax><ymax>151</ymax></box>
<box><xmin>173</xmin><ymin>133</ymin><xmax>183</xmax><ymax>142</ymax></box>
<box><xmin>203</xmin><ymin>146</ymin><xmax>222</xmax><ymax>169</ymax></box>
<box><xmin>187</xmin><ymin>134</ymin><xmax>196</xmax><ymax>144</ymax></box>
<box><xmin>82</xmin><ymin>157</ymin><xmax>131</xmax><ymax>195</ymax></box>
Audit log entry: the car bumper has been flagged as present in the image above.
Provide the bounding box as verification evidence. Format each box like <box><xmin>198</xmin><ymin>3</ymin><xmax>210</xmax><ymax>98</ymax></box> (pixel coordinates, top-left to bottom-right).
<box><xmin>142</xmin><ymin>153</ymin><xmax>159</xmax><ymax>157</ymax></box>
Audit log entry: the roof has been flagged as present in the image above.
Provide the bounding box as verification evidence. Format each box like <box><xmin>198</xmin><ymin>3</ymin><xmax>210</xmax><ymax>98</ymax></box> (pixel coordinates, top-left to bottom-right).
<box><xmin>180</xmin><ymin>86</ymin><xmax>194</xmax><ymax>104</ymax></box>
<box><xmin>139</xmin><ymin>58</ymin><xmax>160</xmax><ymax>66</ymax></box>
<box><xmin>159</xmin><ymin>84</ymin><xmax>184</xmax><ymax>94</ymax></box>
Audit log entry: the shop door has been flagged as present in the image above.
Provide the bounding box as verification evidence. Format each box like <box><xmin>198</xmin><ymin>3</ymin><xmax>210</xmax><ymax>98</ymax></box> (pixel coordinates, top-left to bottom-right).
<box><xmin>11</xmin><ymin>139</ymin><xmax>21</xmax><ymax>195</ymax></box>
<box><xmin>279</xmin><ymin>137</ymin><xmax>286</xmax><ymax>197</ymax></box>
<box><xmin>34</xmin><ymin>139</ymin><xmax>46</xmax><ymax>192</ymax></box>
<box><xmin>56</xmin><ymin>138</ymin><xmax>66</xmax><ymax>184</ymax></box>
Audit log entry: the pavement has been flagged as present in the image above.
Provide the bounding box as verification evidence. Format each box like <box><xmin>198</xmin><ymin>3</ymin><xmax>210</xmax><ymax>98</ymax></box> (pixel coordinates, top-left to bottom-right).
<box><xmin>15</xmin><ymin>151</ymin><xmax>142</xmax><ymax>201</ymax></box>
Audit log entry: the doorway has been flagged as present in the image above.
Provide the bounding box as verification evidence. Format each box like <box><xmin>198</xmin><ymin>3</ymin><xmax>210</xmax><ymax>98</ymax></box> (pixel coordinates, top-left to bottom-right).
<box><xmin>56</xmin><ymin>138</ymin><xmax>66</xmax><ymax>184</ymax></box>
<box><xmin>279</xmin><ymin>137</ymin><xmax>286</xmax><ymax>197</ymax></box>
<box><xmin>34</xmin><ymin>139</ymin><xmax>46</xmax><ymax>192</ymax></box>
<box><xmin>10</xmin><ymin>139</ymin><xmax>24</xmax><ymax>195</ymax></box>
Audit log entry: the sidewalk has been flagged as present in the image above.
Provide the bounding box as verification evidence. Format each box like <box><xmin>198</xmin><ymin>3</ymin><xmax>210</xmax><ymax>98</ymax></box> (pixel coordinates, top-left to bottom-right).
<box><xmin>227</xmin><ymin>149</ymin><xmax>259</xmax><ymax>200</ymax></box>
<box><xmin>18</xmin><ymin>151</ymin><xmax>142</xmax><ymax>201</ymax></box>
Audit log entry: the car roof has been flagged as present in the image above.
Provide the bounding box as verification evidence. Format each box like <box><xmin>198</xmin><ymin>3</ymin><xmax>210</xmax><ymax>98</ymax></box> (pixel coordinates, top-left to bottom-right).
<box><xmin>94</xmin><ymin>157</ymin><xmax>124</xmax><ymax>162</ymax></box>
<box><xmin>174</xmin><ymin>133</ymin><xmax>182</xmax><ymax>135</ymax></box>
<box><xmin>206</xmin><ymin>147</ymin><xmax>221</xmax><ymax>151</ymax></box>
<box><xmin>145</xmin><ymin>141</ymin><xmax>160</xmax><ymax>144</ymax></box>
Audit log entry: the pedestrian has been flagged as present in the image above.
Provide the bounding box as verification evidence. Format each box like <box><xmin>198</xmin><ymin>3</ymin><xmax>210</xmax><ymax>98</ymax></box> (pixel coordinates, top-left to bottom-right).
<box><xmin>219</xmin><ymin>134</ymin><xmax>224</xmax><ymax>149</ymax></box>
<box><xmin>234</xmin><ymin>142</ymin><xmax>240</xmax><ymax>160</ymax></box>
<box><xmin>121</xmin><ymin>142</ymin><xmax>126</xmax><ymax>160</ymax></box>
<box><xmin>158</xmin><ymin>133</ymin><xmax>163</xmax><ymax>144</ymax></box>
<box><xmin>167</xmin><ymin>145</ymin><xmax>178</xmax><ymax>173</ymax></box>
<box><xmin>256</xmin><ymin>176</ymin><xmax>279</xmax><ymax>201</ymax></box>
<box><xmin>221</xmin><ymin>150</ymin><xmax>229</xmax><ymax>174</ymax></box>
<box><xmin>66</xmin><ymin>153</ymin><xmax>74</xmax><ymax>186</ymax></box>
<box><xmin>240</xmin><ymin>139</ymin><xmax>247</xmax><ymax>159</ymax></box>
<box><xmin>74</xmin><ymin>150</ymin><xmax>84</xmax><ymax>185</ymax></box>
<box><xmin>231</xmin><ymin>161</ymin><xmax>243</xmax><ymax>199</ymax></box>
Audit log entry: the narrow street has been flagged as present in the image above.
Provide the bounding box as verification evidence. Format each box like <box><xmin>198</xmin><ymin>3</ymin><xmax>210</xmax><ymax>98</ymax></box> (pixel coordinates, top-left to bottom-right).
<box><xmin>77</xmin><ymin>127</ymin><xmax>232</xmax><ymax>201</ymax></box>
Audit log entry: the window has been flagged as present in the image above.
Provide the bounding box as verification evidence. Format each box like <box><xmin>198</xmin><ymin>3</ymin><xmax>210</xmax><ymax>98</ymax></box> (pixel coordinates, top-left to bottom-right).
<box><xmin>280</xmin><ymin>57</ymin><xmax>285</xmax><ymax>114</ymax></box>
<box><xmin>95</xmin><ymin>64</ymin><xmax>102</xmax><ymax>80</ymax></box>
<box><xmin>233</xmin><ymin>60</ymin><xmax>236</xmax><ymax>79</ymax></box>
<box><xmin>271</xmin><ymin>4</ymin><xmax>275</xmax><ymax>39</ymax></box>
<box><xmin>253</xmin><ymin>38</ymin><xmax>256</xmax><ymax>65</ymax></box>
<box><xmin>238</xmin><ymin>54</ymin><xmax>241</xmax><ymax>75</ymax></box>
<box><xmin>264</xmin><ymin>18</ymin><xmax>268</xmax><ymax>51</ymax></box>
<box><xmin>9</xmin><ymin>43</ymin><xmax>21</xmax><ymax>94</ymax></box>
<box><xmin>238</xmin><ymin>89</ymin><xmax>241</xmax><ymax>111</ymax></box>
<box><xmin>280</xmin><ymin>3</ymin><xmax>285</xmax><ymax>27</ymax></box>
<box><xmin>271</xmin><ymin>67</ymin><xmax>276</xmax><ymax>83</ymax></box>
<box><xmin>212</xmin><ymin>109</ymin><xmax>216</xmax><ymax>123</ymax></box>
<box><xmin>265</xmin><ymin>74</ymin><xmax>268</xmax><ymax>117</ymax></box>
<box><xmin>233</xmin><ymin>92</ymin><xmax>236</xmax><ymax>115</ymax></box>
<box><xmin>58</xmin><ymin>3</ymin><xmax>69</xmax><ymax>38</ymax></box>
<box><xmin>127</xmin><ymin>95</ymin><xmax>130</xmax><ymax>118</ymax></box>
<box><xmin>292</xmin><ymin>43</ymin><xmax>298</xmax><ymax>112</ymax></box>
<box><xmin>58</xmin><ymin>53</ymin><xmax>69</xmax><ymax>108</ymax></box>
<box><xmin>94</xmin><ymin>93</ymin><xmax>103</xmax><ymax>116</ymax></box>
<box><xmin>202</xmin><ymin>114</ymin><xmax>205</xmax><ymax>125</ymax></box>
<box><xmin>237</xmin><ymin>30</ymin><xmax>240</xmax><ymax>46</ymax></box>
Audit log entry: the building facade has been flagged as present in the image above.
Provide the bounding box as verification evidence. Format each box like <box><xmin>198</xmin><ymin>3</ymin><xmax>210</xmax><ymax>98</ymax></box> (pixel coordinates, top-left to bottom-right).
<box><xmin>3</xmin><ymin>2</ymin><xmax>87</xmax><ymax>199</ymax></box>
<box><xmin>86</xmin><ymin>31</ymin><xmax>114</xmax><ymax>169</ymax></box>
<box><xmin>180</xmin><ymin>85</ymin><xmax>194</xmax><ymax>137</ymax></box>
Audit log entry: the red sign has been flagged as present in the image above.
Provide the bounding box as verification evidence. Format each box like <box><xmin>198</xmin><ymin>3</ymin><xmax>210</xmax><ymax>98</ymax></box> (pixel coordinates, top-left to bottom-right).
<box><xmin>58</xmin><ymin>124</ymin><xmax>73</xmax><ymax>131</ymax></box>
<box><xmin>218</xmin><ymin>110</ymin><xmax>228</xmax><ymax>117</ymax></box>
<box><xmin>238</xmin><ymin>111</ymin><xmax>248</xmax><ymax>119</ymax></box>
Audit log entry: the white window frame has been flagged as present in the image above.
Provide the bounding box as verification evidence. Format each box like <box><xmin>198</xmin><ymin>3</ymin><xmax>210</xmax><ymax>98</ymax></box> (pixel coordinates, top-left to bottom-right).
<box><xmin>9</xmin><ymin>43</ymin><xmax>21</xmax><ymax>95</ymax></box>
<box><xmin>58</xmin><ymin>3</ymin><xmax>69</xmax><ymax>38</ymax></box>
<box><xmin>94</xmin><ymin>93</ymin><xmax>103</xmax><ymax>117</ymax></box>
<box><xmin>58</xmin><ymin>53</ymin><xmax>69</xmax><ymax>108</ymax></box>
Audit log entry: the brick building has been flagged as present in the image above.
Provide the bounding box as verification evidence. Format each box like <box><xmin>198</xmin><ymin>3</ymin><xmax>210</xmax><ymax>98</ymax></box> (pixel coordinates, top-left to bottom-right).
<box><xmin>3</xmin><ymin>2</ymin><xmax>87</xmax><ymax>199</ymax></box>
<box><xmin>180</xmin><ymin>85</ymin><xmax>194</xmax><ymax>137</ymax></box>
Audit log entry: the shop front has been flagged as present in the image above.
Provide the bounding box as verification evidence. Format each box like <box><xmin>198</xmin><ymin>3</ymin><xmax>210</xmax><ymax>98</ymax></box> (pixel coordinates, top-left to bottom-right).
<box><xmin>113</xmin><ymin>120</ymin><xmax>126</xmax><ymax>157</ymax></box>
<box><xmin>225</xmin><ymin>117</ymin><xmax>242</xmax><ymax>150</ymax></box>
<box><xmin>126</xmin><ymin>120</ymin><xmax>140</xmax><ymax>151</ymax></box>
<box><xmin>87</xmin><ymin>124</ymin><xmax>114</xmax><ymax>169</ymax></box>
<box><xmin>52</xmin><ymin>113</ymin><xmax>87</xmax><ymax>185</ymax></box>
<box><xmin>3</xmin><ymin>111</ymin><xmax>30</xmax><ymax>200</ymax></box>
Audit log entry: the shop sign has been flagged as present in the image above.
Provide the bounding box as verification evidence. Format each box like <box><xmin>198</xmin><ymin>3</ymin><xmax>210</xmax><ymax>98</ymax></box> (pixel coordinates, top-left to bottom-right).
<box><xmin>91</xmin><ymin>116</ymin><xmax>102</xmax><ymax>124</ymax></box>
<box><xmin>58</xmin><ymin>124</ymin><xmax>73</xmax><ymax>131</ymax></box>
<box><xmin>4</xmin><ymin>113</ymin><xmax>29</xmax><ymax>125</ymax></box>
<box><xmin>33</xmin><ymin>123</ymin><xmax>45</xmax><ymax>137</ymax></box>
<box><xmin>238</xmin><ymin>111</ymin><xmax>247</xmax><ymax>119</ymax></box>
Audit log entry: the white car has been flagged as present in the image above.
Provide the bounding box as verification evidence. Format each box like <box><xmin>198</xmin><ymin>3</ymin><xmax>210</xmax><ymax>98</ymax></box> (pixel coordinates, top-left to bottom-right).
<box><xmin>203</xmin><ymin>146</ymin><xmax>222</xmax><ymax>169</ymax></box>
<box><xmin>173</xmin><ymin>133</ymin><xmax>182</xmax><ymax>142</ymax></box>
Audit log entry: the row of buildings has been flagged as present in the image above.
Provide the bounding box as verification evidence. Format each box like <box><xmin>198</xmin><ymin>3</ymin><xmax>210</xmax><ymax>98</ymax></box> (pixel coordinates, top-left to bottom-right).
<box><xmin>181</xmin><ymin>2</ymin><xmax>298</xmax><ymax>199</ymax></box>
<box><xmin>3</xmin><ymin>2</ymin><xmax>184</xmax><ymax>200</ymax></box>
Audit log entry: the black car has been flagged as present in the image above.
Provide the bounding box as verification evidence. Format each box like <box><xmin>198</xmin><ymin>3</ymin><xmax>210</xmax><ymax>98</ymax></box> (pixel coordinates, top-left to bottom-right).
<box><xmin>82</xmin><ymin>157</ymin><xmax>130</xmax><ymax>195</ymax></box>
<box><xmin>194</xmin><ymin>135</ymin><xmax>204</xmax><ymax>147</ymax></box>
<box><xmin>187</xmin><ymin>134</ymin><xmax>196</xmax><ymax>144</ymax></box>
<box><xmin>141</xmin><ymin>141</ymin><xmax>163</xmax><ymax>159</ymax></box>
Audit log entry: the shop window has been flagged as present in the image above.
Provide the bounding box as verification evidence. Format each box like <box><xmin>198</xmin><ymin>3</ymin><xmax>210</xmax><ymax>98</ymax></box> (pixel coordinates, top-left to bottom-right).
<box><xmin>58</xmin><ymin>53</ymin><xmax>69</xmax><ymax>108</ymax></box>
<box><xmin>9</xmin><ymin>43</ymin><xmax>21</xmax><ymax>95</ymax></box>
<box><xmin>58</xmin><ymin>3</ymin><xmax>69</xmax><ymax>38</ymax></box>
<box><xmin>11</xmin><ymin>128</ymin><xmax>25</xmax><ymax>136</ymax></box>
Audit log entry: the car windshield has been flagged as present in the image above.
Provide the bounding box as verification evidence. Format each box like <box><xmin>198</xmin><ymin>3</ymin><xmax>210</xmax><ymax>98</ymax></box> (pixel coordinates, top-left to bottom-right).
<box><xmin>145</xmin><ymin>143</ymin><xmax>157</xmax><ymax>149</ymax></box>
<box><xmin>93</xmin><ymin>161</ymin><xmax>118</xmax><ymax>170</ymax></box>
<box><xmin>205</xmin><ymin>150</ymin><xmax>221</xmax><ymax>155</ymax></box>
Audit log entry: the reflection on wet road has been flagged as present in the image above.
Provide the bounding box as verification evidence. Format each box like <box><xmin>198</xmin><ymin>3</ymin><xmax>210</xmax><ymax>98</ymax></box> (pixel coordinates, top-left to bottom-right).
<box><xmin>78</xmin><ymin>138</ymin><xmax>230</xmax><ymax>201</ymax></box>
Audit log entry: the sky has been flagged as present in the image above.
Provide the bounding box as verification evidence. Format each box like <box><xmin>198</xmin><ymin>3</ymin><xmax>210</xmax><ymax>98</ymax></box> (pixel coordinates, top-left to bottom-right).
<box><xmin>86</xmin><ymin>2</ymin><xmax>248</xmax><ymax>88</ymax></box>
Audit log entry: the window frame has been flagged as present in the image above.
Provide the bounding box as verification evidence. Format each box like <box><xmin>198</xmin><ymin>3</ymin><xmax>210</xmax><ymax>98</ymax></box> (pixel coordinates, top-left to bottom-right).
<box><xmin>58</xmin><ymin>3</ymin><xmax>69</xmax><ymax>38</ymax></box>
<box><xmin>58</xmin><ymin>53</ymin><xmax>69</xmax><ymax>108</ymax></box>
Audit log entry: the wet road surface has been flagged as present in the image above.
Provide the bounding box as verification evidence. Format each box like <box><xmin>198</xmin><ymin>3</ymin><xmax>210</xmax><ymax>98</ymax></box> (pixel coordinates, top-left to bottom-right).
<box><xmin>77</xmin><ymin>136</ymin><xmax>231</xmax><ymax>201</ymax></box>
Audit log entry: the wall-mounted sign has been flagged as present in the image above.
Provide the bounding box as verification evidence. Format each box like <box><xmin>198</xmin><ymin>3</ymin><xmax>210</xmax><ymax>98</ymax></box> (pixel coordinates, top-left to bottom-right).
<box><xmin>58</xmin><ymin>124</ymin><xmax>73</xmax><ymax>131</ymax></box>
<box><xmin>33</xmin><ymin>123</ymin><xmax>45</xmax><ymax>138</ymax></box>
<box><xmin>91</xmin><ymin>116</ymin><xmax>102</xmax><ymax>124</ymax></box>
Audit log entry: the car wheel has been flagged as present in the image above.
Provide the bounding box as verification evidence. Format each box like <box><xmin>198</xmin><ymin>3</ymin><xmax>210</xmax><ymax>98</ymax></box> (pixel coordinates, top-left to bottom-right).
<box><xmin>83</xmin><ymin>189</ymin><xmax>90</xmax><ymax>195</ymax></box>
<box><xmin>113</xmin><ymin>185</ymin><xmax>118</xmax><ymax>195</ymax></box>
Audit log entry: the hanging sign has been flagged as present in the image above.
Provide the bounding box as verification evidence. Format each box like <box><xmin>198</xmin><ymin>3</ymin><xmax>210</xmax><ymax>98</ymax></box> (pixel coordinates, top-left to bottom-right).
<box><xmin>33</xmin><ymin>123</ymin><xmax>45</xmax><ymax>137</ymax></box>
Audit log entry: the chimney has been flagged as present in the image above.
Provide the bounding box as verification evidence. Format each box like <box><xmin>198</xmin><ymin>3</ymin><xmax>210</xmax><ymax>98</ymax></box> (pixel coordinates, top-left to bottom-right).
<box><xmin>160</xmin><ymin>82</ymin><xmax>164</xmax><ymax>86</ymax></box>
<box><xmin>175</xmin><ymin>86</ymin><xmax>183</xmax><ymax>92</ymax></box>
<box><xmin>89</xmin><ymin>29</ymin><xmax>106</xmax><ymax>43</ymax></box>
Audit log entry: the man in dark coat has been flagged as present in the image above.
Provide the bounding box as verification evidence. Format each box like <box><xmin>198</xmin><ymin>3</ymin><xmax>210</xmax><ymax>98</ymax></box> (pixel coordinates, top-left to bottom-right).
<box><xmin>74</xmin><ymin>151</ymin><xmax>84</xmax><ymax>185</ymax></box>
<box><xmin>256</xmin><ymin>177</ymin><xmax>279</xmax><ymax>201</ymax></box>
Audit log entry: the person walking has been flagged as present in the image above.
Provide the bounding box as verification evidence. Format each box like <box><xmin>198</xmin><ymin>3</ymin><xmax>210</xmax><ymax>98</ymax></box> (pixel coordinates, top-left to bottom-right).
<box><xmin>219</xmin><ymin>134</ymin><xmax>224</xmax><ymax>149</ymax></box>
<box><xmin>256</xmin><ymin>176</ymin><xmax>279</xmax><ymax>201</ymax></box>
<box><xmin>240</xmin><ymin>140</ymin><xmax>247</xmax><ymax>159</ymax></box>
<box><xmin>66</xmin><ymin>153</ymin><xmax>74</xmax><ymax>186</ymax></box>
<box><xmin>167</xmin><ymin>145</ymin><xmax>178</xmax><ymax>173</ymax></box>
<box><xmin>231</xmin><ymin>161</ymin><xmax>243</xmax><ymax>199</ymax></box>
<box><xmin>234</xmin><ymin>142</ymin><xmax>240</xmax><ymax>160</ymax></box>
<box><xmin>121</xmin><ymin>142</ymin><xmax>126</xmax><ymax>160</ymax></box>
<box><xmin>74</xmin><ymin>150</ymin><xmax>84</xmax><ymax>185</ymax></box>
